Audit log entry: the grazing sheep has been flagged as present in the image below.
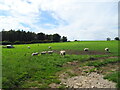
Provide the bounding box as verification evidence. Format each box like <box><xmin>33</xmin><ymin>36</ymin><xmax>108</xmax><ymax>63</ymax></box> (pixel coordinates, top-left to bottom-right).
<box><xmin>28</xmin><ymin>46</ymin><xmax>30</xmax><ymax>49</ymax></box>
<box><xmin>31</xmin><ymin>52</ymin><xmax>39</xmax><ymax>56</ymax></box>
<box><xmin>6</xmin><ymin>45</ymin><xmax>14</xmax><ymax>48</ymax></box>
<box><xmin>60</xmin><ymin>50</ymin><xmax>66</xmax><ymax>56</ymax></box>
<box><xmin>41</xmin><ymin>51</ymin><xmax>47</xmax><ymax>55</ymax></box>
<box><xmin>47</xmin><ymin>51</ymin><xmax>53</xmax><ymax>54</ymax></box>
<box><xmin>84</xmin><ymin>48</ymin><xmax>89</xmax><ymax>51</ymax></box>
<box><xmin>105</xmin><ymin>48</ymin><xmax>109</xmax><ymax>52</ymax></box>
<box><xmin>48</xmin><ymin>46</ymin><xmax>52</xmax><ymax>49</ymax></box>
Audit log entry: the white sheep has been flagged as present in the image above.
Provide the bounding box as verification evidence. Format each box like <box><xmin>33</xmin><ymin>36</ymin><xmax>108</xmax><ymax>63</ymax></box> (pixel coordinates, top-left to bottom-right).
<box><xmin>48</xmin><ymin>46</ymin><xmax>52</xmax><ymax>49</ymax></box>
<box><xmin>60</xmin><ymin>50</ymin><xmax>66</xmax><ymax>56</ymax></box>
<box><xmin>6</xmin><ymin>45</ymin><xmax>14</xmax><ymax>48</ymax></box>
<box><xmin>41</xmin><ymin>51</ymin><xmax>47</xmax><ymax>55</ymax></box>
<box><xmin>84</xmin><ymin>48</ymin><xmax>89</xmax><ymax>51</ymax></box>
<box><xmin>47</xmin><ymin>51</ymin><xmax>53</xmax><ymax>54</ymax></box>
<box><xmin>28</xmin><ymin>46</ymin><xmax>30</xmax><ymax>49</ymax></box>
<box><xmin>105</xmin><ymin>48</ymin><xmax>109</xmax><ymax>52</ymax></box>
<box><xmin>31</xmin><ymin>52</ymin><xmax>39</xmax><ymax>56</ymax></box>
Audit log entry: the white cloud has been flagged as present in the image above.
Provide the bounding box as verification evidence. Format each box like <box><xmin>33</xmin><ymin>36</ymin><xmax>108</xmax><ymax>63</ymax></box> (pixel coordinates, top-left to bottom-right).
<box><xmin>0</xmin><ymin>0</ymin><xmax>118</xmax><ymax>40</ymax></box>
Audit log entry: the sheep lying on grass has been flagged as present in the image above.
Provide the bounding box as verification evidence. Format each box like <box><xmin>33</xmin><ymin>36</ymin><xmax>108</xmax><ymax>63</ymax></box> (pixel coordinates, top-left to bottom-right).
<box><xmin>48</xmin><ymin>46</ymin><xmax>52</xmax><ymax>49</ymax></box>
<box><xmin>6</xmin><ymin>45</ymin><xmax>14</xmax><ymax>48</ymax></box>
<box><xmin>60</xmin><ymin>50</ymin><xmax>66</xmax><ymax>56</ymax></box>
<box><xmin>47</xmin><ymin>51</ymin><xmax>53</xmax><ymax>54</ymax></box>
<box><xmin>84</xmin><ymin>48</ymin><xmax>89</xmax><ymax>51</ymax></box>
<box><xmin>32</xmin><ymin>52</ymin><xmax>39</xmax><ymax>56</ymax></box>
<box><xmin>105</xmin><ymin>48</ymin><xmax>109</xmax><ymax>52</ymax></box>
<box><xmin>41</xmin><ymin>51</ymin><xmax>47</xmax><ymax>55</ymax></box>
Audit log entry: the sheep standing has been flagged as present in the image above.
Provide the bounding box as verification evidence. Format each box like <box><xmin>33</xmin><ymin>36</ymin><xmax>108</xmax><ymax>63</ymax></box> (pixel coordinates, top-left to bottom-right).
<box><xmin>105</xmin><ymin>48</ymin><xmax>109</xmax><ymax>52</ymax></box>
<box><xmin>31</xmin><ymin>52</ymin><xmax>39</xmax><ymax>56</ymax></box>
<box><xmin>84</xmin><ymin>48</ymin><xmax>89</xmax><ymax>51</ymax></box>
<box><xmin>41</xmin><ymin>51</ymin><xmax>47</xmax><ymax>55</ymax></box>
<box><xmin>60</xmin><ymin>50</ymin><xmax>66</xmax><ymax>57</ymax></box>
<box><xmin>47</xmin><ymin>51</ymin><xmax>53</xmax><ymax>54</ymax></box>
<box><xmin>28</xmin><ymin>46</ymin><xmax>30</xmax><ymax>49</ymax></box>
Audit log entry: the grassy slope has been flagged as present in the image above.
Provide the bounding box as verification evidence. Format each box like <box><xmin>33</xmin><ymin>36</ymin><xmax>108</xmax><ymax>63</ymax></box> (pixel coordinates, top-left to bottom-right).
<box><xmin>2</xmin><ymin>41</ymin><xmax>119</xmax><ymax>88</ymax></box>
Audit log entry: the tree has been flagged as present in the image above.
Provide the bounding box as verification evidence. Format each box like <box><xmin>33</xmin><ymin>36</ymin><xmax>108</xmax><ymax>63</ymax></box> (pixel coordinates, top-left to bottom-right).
<box><xmin>114</xmin><ymin>37</ymin><xmax>120</xmax><ymax>40</ymax></box>
<box><xmin>37</xmin><ymin>32</ymin><xmax>45</xmax><ymax>40</ymax></box>
<box><xmin>107</xmin><ymin>37</ymin><xmax>111</xmax><ymax>41</ymax></box>
<box><xmin>45</xmin><ymin>34</ymin><xmax>53</xmax><ymax>41</ymax></box>
<box><xmin>61</xmin><ymin>36</ymin><xmax>67</xmax><ymax>42</ymax></box>
<box><xmin>1</xmin><ymin>29</ymin><xmax>67</xmax><ymax>44</ymax></box>
<box><xmin>52</xmin><ymin>34</ymin><xmax>61</xmax><ymax>42</ymax></box>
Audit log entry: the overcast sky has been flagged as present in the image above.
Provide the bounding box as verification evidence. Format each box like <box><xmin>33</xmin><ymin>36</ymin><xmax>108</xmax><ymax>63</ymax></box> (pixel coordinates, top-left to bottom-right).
<box><xmin>0</xmin><ymin>0</ymin><xmax>119</xmax><ymax>40</ymax></box>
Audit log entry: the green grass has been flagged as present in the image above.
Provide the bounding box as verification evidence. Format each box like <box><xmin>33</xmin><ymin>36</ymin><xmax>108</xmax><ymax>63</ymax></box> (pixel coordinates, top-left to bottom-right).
<box><xmin>86</xmin><ymin>58</ymin><xmax>119</xmax><ymax>67</ymax></box>
<box><xmin>2</xmin><ymin>41</ymin><xmax>119</xmax><ymax>88</ymax></box>
<box><xmin>104</xmin><ymin>71</ymin><xmax>120</xmax><ymax>88</ymax></box>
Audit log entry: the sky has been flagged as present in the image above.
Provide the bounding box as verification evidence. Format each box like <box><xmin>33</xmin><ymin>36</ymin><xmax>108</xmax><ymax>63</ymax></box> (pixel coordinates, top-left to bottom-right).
<box><xmin>0</xmin><ymin>0</ymin><xmax>119</xmax><ymax>41</ymax></box>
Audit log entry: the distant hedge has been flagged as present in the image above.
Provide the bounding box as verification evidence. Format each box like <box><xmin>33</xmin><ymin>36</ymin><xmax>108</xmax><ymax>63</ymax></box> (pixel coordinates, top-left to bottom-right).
<box><xmin>2</xmin><ymin>41</ymin><xmax>12</xmax><ymax>45</ymax></box>
<box><xmin>2</xmin><ymin>40</ymin><xmax>65</xmax><ymax>45</ymax></box>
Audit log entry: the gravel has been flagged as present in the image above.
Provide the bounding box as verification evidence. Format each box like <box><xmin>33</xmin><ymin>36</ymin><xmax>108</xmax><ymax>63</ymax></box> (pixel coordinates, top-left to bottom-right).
<box><xmin>60</xmin><ymin>72</ymin><xmax>116</xmax><ymax>88</ymax></box>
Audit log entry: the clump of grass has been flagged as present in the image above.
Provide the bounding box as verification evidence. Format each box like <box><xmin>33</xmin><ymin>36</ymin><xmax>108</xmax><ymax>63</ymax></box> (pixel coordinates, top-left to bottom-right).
<box><xmin>89</xmin><ymin>68</ymin><xmax>97</xmax><ymax>73</ymax></box>
<box><xmin>104</xmin><ymin>71</ymin><xmax>120</xmax><ymax>88</ymax></box>
<box><xmin>65</xmin><ymin>71</ymin><xmax>77</xmax><ymax>77</ymax></box>
<box><xmin>58</xmin><ymin>84</ymin><xmax>66</xmax><ymax>88</ymax></box>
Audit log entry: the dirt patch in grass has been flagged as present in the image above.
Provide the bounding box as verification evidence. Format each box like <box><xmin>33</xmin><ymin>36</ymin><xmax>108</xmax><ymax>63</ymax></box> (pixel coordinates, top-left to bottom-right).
<box><xmin>97</xmin><ymin>63</ymin><xmax>119</xmax><ymax>75</ymax></box>
<box><xmin>56</xmin><ymin>56</ymin><xmax>119</xmax><ymax>88</ymax></box>
<box><xmin>58</xmin><ymin>64</ymin><xmax>118</xmax><ymax>88</ymax></box>
<box><xmin>53</xmin><ymin>49</ymin><xmax>111</xmax><ymax>55</ymax></box>
<box><xmin>60</xmin><ymin>72</ymin><xmax>116</xmax><ymax>88</ymax></box>
<box><xmin>97</xmin><ymin>56</ymin><xmax>118</xmax><ymax>60</ymax></box>
<box><xmin>49</xmin><ymin>83</ymin><xmax>61</xmax><ymax>88</ymax></box>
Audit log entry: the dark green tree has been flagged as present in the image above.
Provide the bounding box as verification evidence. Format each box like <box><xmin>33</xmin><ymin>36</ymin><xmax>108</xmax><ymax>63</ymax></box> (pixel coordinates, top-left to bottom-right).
<box><xmin>1</xmin><ymin>29</ymin><xmax>67</xmax><ymax>44</ymax></box>
<box><xmin>52</xmin><ymin>34</ymin><xmax>61</xmax><ymax>42</ymax></box>
<box><xmin>61</xmin><ymin>36</ymin><xmax>67</xmax><ymax>42</ymax></box>
<box><xmin>45</xmin><ymin>34</ymin><xmax>53</xmax><ymax>41</ymax></box>
<box><xmin>37</xmin><ymin>32</ymin><xmax>45</xmax><ymax>40</ymax></box>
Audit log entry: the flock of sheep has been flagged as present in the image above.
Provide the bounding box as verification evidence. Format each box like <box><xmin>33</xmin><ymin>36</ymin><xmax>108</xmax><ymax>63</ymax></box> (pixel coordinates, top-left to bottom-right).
<box><xmin>29</xmin><ymin>46</ymin><xmax>110</xmax><ymax>56</ymax></box>
<box><xmin>30</xmin><ymin>46</ymin><xmax>66</xmax><ymax>56</ymax></box>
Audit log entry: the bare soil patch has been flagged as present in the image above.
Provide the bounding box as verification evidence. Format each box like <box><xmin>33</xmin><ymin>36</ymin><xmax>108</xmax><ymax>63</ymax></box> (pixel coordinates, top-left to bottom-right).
<box><xmin>56</xmin><ymin>56</ymin><xmax>119</xmax><ymax>88</ymax></box>
<box><xmin>49</xmin><ymin>83</ymin><xmax>61</xmax><ymax>88</ymax></box>
<box><xmin>60</xmin><ymin>72</ymin><xmax>116</xmax><ymax>88</ymax></box>
<box><xmin>53</xmin><ymin>49</ymin><xmax>111</xmax><ymax>55</ymax></box>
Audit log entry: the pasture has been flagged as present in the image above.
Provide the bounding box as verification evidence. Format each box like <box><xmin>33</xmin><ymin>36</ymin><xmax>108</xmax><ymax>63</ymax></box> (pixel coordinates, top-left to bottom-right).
<box><xmin>2</xmin><ymin>41</ymin><xmax>119</xmax><ymax>88</ymax></box>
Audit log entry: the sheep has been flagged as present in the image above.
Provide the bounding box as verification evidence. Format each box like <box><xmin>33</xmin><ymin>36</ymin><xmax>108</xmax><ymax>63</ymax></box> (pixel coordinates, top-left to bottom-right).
<box><xmin>6</xmin><ymin>45</ymin><xmax>14</xmax><ymax>48</ymax></box>
<box><xmin>48</xmin><ymin>46</ymin><xmax>52</xmax><ymax>49</ymax></box>
<box><xmin>28</xmin><ymin>46</ymin><xmax>30</xmax><ymax>49</ymax></box>
<box><xmin>105</xmin><ymin>48</ymin><xmax>109</xmax><ymax>52</ymax></box>
<box><xmin>84</xmin><ymin>48</ymin><xmax>89</xmax><ymax>51</ymax></box>
<box><xmin>60</xmin><ymin>50</ymin><xmax>66</xmax><ymax>56</ymax></box>
<box><xmin>47</xmin><ymin>51</ymin><xmax>53</xmax><ymax>54</ymax></box>
<box><xmin>31</xmin><ymin>52</ymin><xmax>39</xmax><ymax>56</ymax></box>
<box><xmin>41</xmin><ymin>51</ymin><xmax>47</xmax><ymax>55</ymax></box>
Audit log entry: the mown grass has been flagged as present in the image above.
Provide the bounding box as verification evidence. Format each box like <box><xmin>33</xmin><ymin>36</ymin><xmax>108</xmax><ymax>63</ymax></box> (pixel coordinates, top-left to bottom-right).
<box><xmin>2</xmin><ymin>41</ymin><xmax>119</xmax><ymax>88</ymax></box>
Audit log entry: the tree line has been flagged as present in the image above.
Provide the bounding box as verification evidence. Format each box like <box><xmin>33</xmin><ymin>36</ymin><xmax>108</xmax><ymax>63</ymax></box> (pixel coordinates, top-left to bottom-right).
<box><xmin>0</xmin><ymin>29</ymin><xmax>67</xmax><ymax>45</ymax></box>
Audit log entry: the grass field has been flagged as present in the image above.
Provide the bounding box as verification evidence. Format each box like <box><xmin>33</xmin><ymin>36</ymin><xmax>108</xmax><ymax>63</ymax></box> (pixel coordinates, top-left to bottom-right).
<box><xmin>2</xmin><ymin>41</ymin><xmax>119</xmax><ymax>88</ymax></box>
